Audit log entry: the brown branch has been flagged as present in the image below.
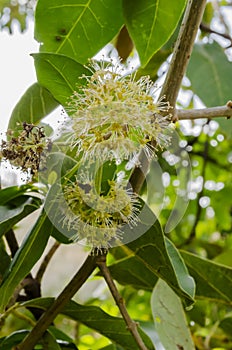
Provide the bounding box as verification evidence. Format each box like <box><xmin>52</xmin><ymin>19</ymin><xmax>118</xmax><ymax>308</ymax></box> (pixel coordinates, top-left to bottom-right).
<box><xmin>176</xmin><ymin>101</ymin><xmax>232</xmax><ymax>120</ymax></box>
<box><xmin>35</xmin><ymin>241</ymin><xmax>60</xmax><ymax>283</ymax></box>
<box><xmin>200</xmin><ymin>22</ymin><xmax>232</xmax><ymax>47</ymax></box>
<box><xmin>96</xmin><ymin>254</ymin><xmax>148</xmax><ymax>350</ymax></box>
<box><xmin>160</xmin><ymin>0</ymin><xmax>207</xmax><ymax>111</ymax></box>
<box><xmin>16</xmin><ymin>252</ymin><xmax>99</xmax><ymax>350</ymax></box>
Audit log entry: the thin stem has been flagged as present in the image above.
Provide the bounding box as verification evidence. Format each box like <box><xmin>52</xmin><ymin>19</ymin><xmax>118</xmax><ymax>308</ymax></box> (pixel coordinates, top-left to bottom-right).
<box><xmin>200</xmin><ymin>22</ymin><xmax>232</xmax><ymax>47</ymax></box>
<box><xmin>16</xmin><ymin>252</ymin><xmax>99</xmax><ymax>350</ymax></box>
<box><xmin>96</xmin><ymin>254</ymin><xmax>148</xmax><ymax>350</ymax></box>
<box><xmin>35</xmin><ymin>241</ymin><xmax>60</xmax><ymax>283</ymax></box>
<box><xmin>176</xmin><ymin>101</ymin><xmax>232</xmax><ymax>120</ymax></box>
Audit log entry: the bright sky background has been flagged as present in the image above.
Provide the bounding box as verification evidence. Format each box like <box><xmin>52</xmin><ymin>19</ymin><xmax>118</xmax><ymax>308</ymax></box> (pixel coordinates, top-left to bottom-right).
<box><xmin>0</xmin><ymin>20</ymin><xmax>38</xmax><ymax>135</ymax></box>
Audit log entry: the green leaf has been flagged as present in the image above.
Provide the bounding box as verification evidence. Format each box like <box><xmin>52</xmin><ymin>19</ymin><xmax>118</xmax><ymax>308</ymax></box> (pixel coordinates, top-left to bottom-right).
<box><xmin>219</xmin><ymin>316</ymin><xmax>232</xmax><ymax>337</ymax></box>
<box><xmin>187</xmin><ymin>42</ymin><xmax>232</xmax><ymax>106</ymax></box>
<box><xmin>0</xmin><ymin>208</ymin><xmax>51</xmax><ymax>312</ymax></box>
<box><xmin>42</xmin><ymin>331</ymin><xmax>62</xmax><ymax>350</ymax></box>
<box><xmin>0</xmin><ymin>185</ymin><xmax>35</xmax><ymax>206</ymax></box>
<box><xmin>123</xmin><ymin>0</ymin><xmax>186</xmax><ymax>66</ymax></box>
<box><xmin>0</xmin><ymin>240</ymin><xmax>11</xmax><ymax>283</ymax></box>
<box><xmin>110</xmin><ymin>200</ymin><xmax>195</xmax><ymax>307</ymax></box>
<box><xmin>32</xmin><ymin>53</ymin><xmax>89</xmax><ymax>106</ymax></box>
<box><xmin>181</xmin><ymin>251</ymin><xmax>232</xmax><ymax>305</ymax></box>
<box><xmin>0</xmin><ymin>330</ymin><xmax>30</xmax><ymax>350</ymax></box>
<box><xmin>34</xmin><ymin>0</ymin><xmax>124</xmax><ymax>63</ymax></box>
<box><xmin>151</xmin><ymin>279</ymin><xmax>195</xmax><ymax>350</ymax></box>
<box><xmin>0</xmin><ymin>195</ymin><xmax>42</xmax><ymax>238</ymax></box>
<box><xmin>187</xmin><ymin>42</ymin><xmax>232</xmax><ymax>136</ymax></box>
<box><xmin>22</xmin><ymin>298</ymin><xmax>155</xmax><ymax>350</ymax></box>
<box><xmin>8</xmin><ymin>83</ymin><xmax>59</xmax><ymax>132</ymax></box>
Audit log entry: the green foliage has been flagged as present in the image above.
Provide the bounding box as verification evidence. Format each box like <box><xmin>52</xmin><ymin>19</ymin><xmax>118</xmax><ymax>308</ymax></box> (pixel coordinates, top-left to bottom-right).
<box><xmin>34</xmin><ymin>0</ymin><xmax>124</xmax><ymax>63</ymax></box>
<box><xmin>22</xmin><ymin>298</ymin><xmax>155</xmax><ymax>350</ymax></box>
<box><xmin>108</xmin><ymin>201</ymin><xmax>195</xmax><ymax>307</ymax></box>
<box><xmin>8</xmin><ymin>83</ymin><xmax>59</xmax><ymax>133</ymax></box>
<box><xmin>32</xmin><ymin>53</ymin><xmax>90</xmax><ymax>106</ymax></box>
<box><xmin>1</xmin><ymin>0</ymin><xmax>232</xmax><ymax>349</ymax></box>
<box><xmin>123</xmin><ymin>0</ymin><xmax>186</xmax><ymax>66</ymax></box>
<box><xmin>187</xmin><ymin>42</ymin><xmax>232</xmax><ymax>136</ymax></box>
<box><xmin>151</xmin><ymin>279</ymin><xmax>195</xmax><ymax>349</ymax></box>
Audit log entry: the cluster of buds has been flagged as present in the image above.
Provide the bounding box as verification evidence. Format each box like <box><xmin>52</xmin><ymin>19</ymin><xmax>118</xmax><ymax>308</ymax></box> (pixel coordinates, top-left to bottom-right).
<box><xmin>0</xmin><ymin>122</ymin><xmax>52</xmax><ymax>177</ymax></box>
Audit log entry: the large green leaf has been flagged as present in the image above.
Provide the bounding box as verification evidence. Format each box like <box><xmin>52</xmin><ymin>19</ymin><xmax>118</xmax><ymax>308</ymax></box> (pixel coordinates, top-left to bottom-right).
<box><xmin>0</xmin><ymin>195</ymin><xmax>41</xmax><ymax>238</ymax></box>
<box><xmin>8</xmin><ymin>83</ymin><xmax>59</xmax><ymax>132</ymax></box>
<box><xmin>123</xmin><ymin>0</ymin><xmax>186</xmax><ymax>66</ymax></box>
<box><xmin>181</xmin><ymin>251</ymin><xmax>232</xmax><ymax>305</ymax></box>
<box><xmin>187</xmin><ymin>42</ymin><xmax>232</xmax><ymax>136</ymax></box>
<box><xmin>0</xmin><ymin>184</ymin><xmax>35</xmax><ymax>206</ymax></box>
<box><xmin>110</xmin><ymin>201</ymin><xmax>195</xmax><ymax>307</ymax></box>
<box><xmin>34</xmin><ymin>0</ymin><xmax>124</xmax><ymax>63</ymax></box>
<box><xmin>32</xmin><ymin>53</ymin><xmax>89</xmax><ymax>106</ymax></box>
<box><xmin>151</xmin><ymin>279</ymin><xmax>195</xmax><ymax>350</ymax></box>
<box><xmin>0</xmin><ymin>208</ymin><xmax>51</xmax><ymax>312</ymax></box>
<box><xmin>22</xmin><ymin>298</ymin><xmax>155</xmax><ymax>350</ymax></box>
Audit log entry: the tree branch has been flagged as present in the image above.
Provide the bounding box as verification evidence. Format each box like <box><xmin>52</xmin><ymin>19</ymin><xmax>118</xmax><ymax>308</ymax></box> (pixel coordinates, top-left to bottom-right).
<box><xmin>176</xmin><ymin>101</ymin><xmax>232</xmax><ymax>120</ymax></box>
<box><xmin>16</xmin><ymin>252</ymin><xmax>99</xmax><ymax>350</ymax></box>
<box><xmin>160</xmin><ymin>0</ymin><xmax>207</xmax><ymax>111</ymax></box>
<box><xmin>35</xmin><ymin>241</ymin><xmax>60</xmax><ymax>283</ymax></box>
<box><xmin>96</xmin><ymin>254</ymin><xmax>148</xmax><ymax>350</ymax></box>
<box><xmin>200</xmin><ymin>22</ymin><xmax>232</xmax><ymax>47</ymax></box>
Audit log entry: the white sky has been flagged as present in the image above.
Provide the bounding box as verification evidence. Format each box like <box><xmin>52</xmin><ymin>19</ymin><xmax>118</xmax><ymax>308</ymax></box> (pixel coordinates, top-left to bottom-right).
<box><xmin>0</xmin><ymin>21</ymin><xmax>38</xmax><ymax>135</ymax></box>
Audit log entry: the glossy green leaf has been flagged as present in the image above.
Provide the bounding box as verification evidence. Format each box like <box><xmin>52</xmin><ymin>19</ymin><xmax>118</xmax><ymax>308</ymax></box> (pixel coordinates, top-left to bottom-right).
<box><xmin>110</xmin><ymin>201</ymin><xmax>195</xmax><ymax>307</ymax></box>
<box><xmin>181</xmin><ymin>251</ymin><xmax>232</xmax><ymax>305</ymax></box>
<box><xmin>42</xmin><ymin>331</ymin><xmax>62</xmax><ymax>350</ymax></box>
<box><xmin>187</xmin><ymin>42</ymin><xmax>232</xmax><ymax>136</ymax></box>
<box><xmin>151</xmin><ymin>279</ymin><xmax>195</xmax><ymax>350</ymax></box>
<box><xmin>22</xmin><ymin>298</ymin><xmax>155</xmax><ymax>350</ymax></box>
<box><xmin>123</xmin><ymin>0</ymin><xmax>186</xmax><ymax>66</ymax></box>
<box><xmin>32</xmin><ymin>53</ymin><xmax>89</xmax><ymax>106</ymax></box>
<box><xmin>0</xmin><ymin>330</ymin><xmax>30</xmax><ymax>350</ymax></box>
<box><xmin>0</xmin><ymin>195</ymin><xmax>42</xmax><ymax>238</ymax></box>
<box><xmin>34</xmin><ymin>0</ymin><xmax>124</xmax><ymax>63</ymax></box>
<box><xmin>0</xmin><ymin>184</ymin><xmax>35</xmax><ymax>206</ymax></box>
<box><xmin>106</xmin><ymin>255</ymin><xmax>158</xmax><ymax>290</ymax></box>
<box><xmin>0</xmin><ymin>208</ymin><xmax>51</xmax><ymax>312</ymax></box>
<box><xmin>8</xmin><ymin>83</ymin><xmax>59</xmax><ymax>132</ymax></box>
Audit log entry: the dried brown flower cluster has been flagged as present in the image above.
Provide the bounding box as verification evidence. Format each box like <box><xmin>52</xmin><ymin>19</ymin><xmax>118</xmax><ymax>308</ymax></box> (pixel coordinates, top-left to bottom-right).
<box><xmin>0</xmin><ymin>122</ymin><xmax>52</xmax><ymax>176</ymax></box>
